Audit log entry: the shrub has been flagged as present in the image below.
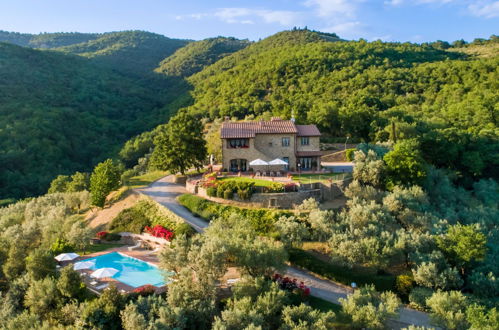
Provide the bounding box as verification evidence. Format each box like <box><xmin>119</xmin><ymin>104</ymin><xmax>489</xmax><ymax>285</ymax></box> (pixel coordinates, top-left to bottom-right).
<box><xmin>345</xmin><ymin>148</ymin><xmax>356</xmax><ymax>161</ymax></box>
<box><xmin>51</xmin><ymin>238</ymin><xmax>75</xmax><ymax>255</ymax></box>
<box><xmin>396</xmin><ymin>274</ymin><xmax>415</xmax><ymax>296</ymax></box>
<box><xmin>132</xmin><ymin>285</ymin><xmax>156</xmax><ymax>296</ymax></box>
<box><xmin>96</xmin><ymin>231</ymin><xmax>108</xmax><ymax>239</ymax></box>
<box><xmin>174</xmin><ymin>222</ymin><xmax>195</xmax><ymax>237</ymax></box>
<box><xmin>109</xmin><ymin>206</ymin><xmax>150</xmax><ymax>233</ymax></box>
<box><xmin>266</xmin><ymin>182</ymin><xmax>285</xmax><ymax>193</ymax></box>
<box><xmin>223</xmin><ymin>189</ymin><xmax>233</xmax><ymax>200</ymax></box>
<box><xmin>284</xmin><ymin>183</ymin><xmax>297</xmax><ymax>192</ymax></box>
<box><xmin>408</xmin><ymin>287</ymin><xmax>434</xmax><ymax>311</ymax></box>
<box><xmin>206</xmin><ymin>187</ymin><xmax>217</xmax><ymax>197</ymax></box>
<box><xmin>104</xmin><ymin>233</ymin><xmax>121</xmax><ymax>241</ymax></box>
<box><xmin>145</xmin><ymin>225</ymin><xmax>174</xmax><ymax>241</ymax></box>
<box><xmin>216</xmin><ymin>185</ymin><xmax>225</xmax><ymax>198</ymax></box>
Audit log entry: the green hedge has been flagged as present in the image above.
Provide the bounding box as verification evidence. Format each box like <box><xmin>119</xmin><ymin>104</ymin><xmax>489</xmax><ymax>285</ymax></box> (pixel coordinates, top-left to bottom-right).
<box><xmin>178</xmin><ymin>194</ymin><xmax>292</xmax><ymax>234</ymax></box>
<box><xmin>288</xmin><ymin>248</ymin><xmax>396</xmax><ymax>292</ymax></box>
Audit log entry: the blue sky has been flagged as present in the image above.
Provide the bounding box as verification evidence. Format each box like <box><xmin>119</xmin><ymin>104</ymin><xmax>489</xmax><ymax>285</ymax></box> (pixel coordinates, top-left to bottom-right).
<box><xmin>0</xmin><ymin>0</ymin><xmax>497</xmax><ymax>42</ymax></box>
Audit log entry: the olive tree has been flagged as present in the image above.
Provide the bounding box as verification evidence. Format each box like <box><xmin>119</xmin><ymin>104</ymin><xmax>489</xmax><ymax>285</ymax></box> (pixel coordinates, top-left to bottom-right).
<box><xmin>339</xmin><ymin>284</ymin><xmax>400</xmax><ymax>329</ymax></box>
<box><xmin>426</xmin><ymin>290</ymin><xmax>469</xmax><ymax>330</ymax></box>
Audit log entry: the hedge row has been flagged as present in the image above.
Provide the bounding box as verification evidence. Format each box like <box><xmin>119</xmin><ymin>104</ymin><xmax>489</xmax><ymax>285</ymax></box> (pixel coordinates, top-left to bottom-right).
<box><xmin>178</xmin><ymin>194</ymin><xmax>293</xmax><ymax>234</ymax></box>
<box><xmin>288</xmin><ymin>248</ymin><xmax>396</xmax><ymax>292</ymax></box>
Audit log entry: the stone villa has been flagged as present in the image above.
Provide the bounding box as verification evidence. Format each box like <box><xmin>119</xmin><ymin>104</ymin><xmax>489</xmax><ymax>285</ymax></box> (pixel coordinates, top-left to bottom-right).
<box><xmin>221</xmin><ymin>117</ymin><xmax>322</xmax><ymax>172</ymax></box>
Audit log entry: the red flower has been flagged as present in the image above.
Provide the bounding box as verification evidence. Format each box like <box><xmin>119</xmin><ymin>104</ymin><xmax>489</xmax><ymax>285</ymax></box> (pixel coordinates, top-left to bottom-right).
<box><xmin>96</xmin><ymin>231</ymin><xmax>108</xmax><ymax>239</ymax></box>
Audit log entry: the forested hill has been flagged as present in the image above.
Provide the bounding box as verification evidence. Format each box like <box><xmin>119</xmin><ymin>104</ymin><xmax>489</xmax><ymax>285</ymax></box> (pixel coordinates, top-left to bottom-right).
<box><xmin>0</xmin><ymin>31</ymin><xmax>100</xmax><ymax>48</ymax></box>
<box><xmin>0</xmin><ymin>30</ymin><xmax>191</xmax><ymax>76</ymax></box>
<box><xmin>181</xmin><ymin>29</ymin><xmax>498</xmax><ymax>182</ymax></box>
<box><xmin>0</xmin><ymin>42</ymin><xmax>191</xmax><ymax>199</ymax></box>
<box><xmin>156</xmin><ymin>37</ymin><xmax>251</xmax><ymax>77</ymax></box>
<box><xmin>55</xmin><ymin>31</ymin><xmax>190</xmax><ymax>76</ymax></box>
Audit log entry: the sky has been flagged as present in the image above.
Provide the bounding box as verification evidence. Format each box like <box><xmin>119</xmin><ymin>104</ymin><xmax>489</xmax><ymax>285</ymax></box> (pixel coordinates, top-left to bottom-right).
<box><xmin>0</xmin><ymin>0</ymin><xmax>497</xmax><ymax>42</ymax></box>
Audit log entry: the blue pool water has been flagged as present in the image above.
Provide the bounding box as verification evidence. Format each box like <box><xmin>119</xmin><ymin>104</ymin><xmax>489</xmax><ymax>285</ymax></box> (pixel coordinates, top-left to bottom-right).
<box><xmin>84</xmin><ymin>252</ymin><xmax>171</xmax><ymax>288</ymax></box>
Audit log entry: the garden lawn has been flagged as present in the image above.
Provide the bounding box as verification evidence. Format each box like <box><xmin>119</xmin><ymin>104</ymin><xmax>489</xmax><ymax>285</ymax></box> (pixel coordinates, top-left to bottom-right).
<box><xmin>291</xmin><ymin>173</ymin><xmax>346</xmax><ymax>184</ymax></box>
<box><xmin>125</xmin><ymin>171</ymin><xmax>169</xmax><ymax>189</ymax></box>
<box><xmin>217</xmin><ymin>176</ymin><xmax>277</xmax><ymax>187</ymax></box>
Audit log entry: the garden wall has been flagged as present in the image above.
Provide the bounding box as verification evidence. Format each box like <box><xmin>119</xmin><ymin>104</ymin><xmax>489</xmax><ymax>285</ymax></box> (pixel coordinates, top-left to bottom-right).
<box><xmin>196</xmin><ymin>186</ymin><xmax>321</xmax><ymax>209</ymax></box>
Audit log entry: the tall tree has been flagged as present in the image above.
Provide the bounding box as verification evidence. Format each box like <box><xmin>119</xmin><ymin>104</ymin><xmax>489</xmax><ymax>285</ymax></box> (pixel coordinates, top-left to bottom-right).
<box><xmin>384</xmin><ymin>139</ymin><xmax>427</xmax><ymax>188</ymax></box>
<box><xmin>89</xmin><ymin>159</ymin><xmax>122</xmax><ymax>207</ymax></box>
<box><xmin>149</xmin><ymin>112</ymin><xmax>207</xmax><ymax>175</ymax></box>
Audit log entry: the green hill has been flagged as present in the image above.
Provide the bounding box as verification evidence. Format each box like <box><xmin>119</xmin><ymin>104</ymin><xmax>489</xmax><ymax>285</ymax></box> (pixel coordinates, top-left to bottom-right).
<box><xmin>0</xmin><ymin>30</ymin><xmax>100</xmax><ymax>48</ymax></box>
<box><xmin>56</xmin><ymin>31</ymin><xmax>190</xmax><ymax>75</ymax></box>
<box><xmin>180</xmin><ymin>29</ymin><xmax>498</xmax><ymax>181</ymax></box>
<box><xmin>156</xmin><ymin>37</ymin><xmax>251</xmax><ymax>77</ymax></box>
<box><xmin>0</xmin><ymin>42</ymin><xmax>190</xmax><ymax>199</ymax></box>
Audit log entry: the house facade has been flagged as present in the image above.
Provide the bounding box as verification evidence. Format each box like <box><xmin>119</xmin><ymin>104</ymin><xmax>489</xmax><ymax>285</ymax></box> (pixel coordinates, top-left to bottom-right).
<box><xmin>221</xmin><ymin>117</ymin><xmax>322</xmax><ymax>172</ymax></box>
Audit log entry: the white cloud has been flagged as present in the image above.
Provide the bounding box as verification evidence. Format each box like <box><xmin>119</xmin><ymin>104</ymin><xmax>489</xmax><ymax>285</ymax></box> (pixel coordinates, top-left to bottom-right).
<box><xmin>214</xmin><ymin>8</ymin><xmax>300</xmax><ymax>26</ymax></box>
<box><xmin>386</xmin><ymin>0</ymin><xmax>456</xmax><ymax>5</ymax></box>
<box><xmin>468</xmin><ymin>1</ymin><xmax>499</xmax><ymax>18</ymax></box>
<box><xmin>322</xmin><ymin>21</ymin><xmax>363</xmax><ymax>37</ymax></box>
<box><xmin>175</xmin><ymin>13</ymin><xmax>208</xmax><ymax>20</ymax></box>
<box><xmin>304</xmin><ymin>0</ymin><xmax>358</xmax><ymax>18</ymax></box>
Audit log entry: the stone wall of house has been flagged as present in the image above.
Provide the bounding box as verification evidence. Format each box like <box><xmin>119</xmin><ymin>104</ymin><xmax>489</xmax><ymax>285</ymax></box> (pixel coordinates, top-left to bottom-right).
<box><xmin>296</xmin><ymin>136</ymin><xmax>320</xmax><ymax>152</ymax></box>
<box><xmin>253</xmin><ymin>134</ymin><xmax>297</xmax><ymax>170</ymax></box>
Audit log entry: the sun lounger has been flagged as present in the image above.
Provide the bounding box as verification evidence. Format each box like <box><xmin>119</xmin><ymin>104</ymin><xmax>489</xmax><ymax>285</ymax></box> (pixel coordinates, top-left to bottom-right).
<box><xmin>227</xmin><ymin>278</ymin><xmax>240</xmax><ymax>285</ymax></box>
<box><xmin>95</xmin><ymin>283</ymin><xmax>109</xmax><ymax>290</ymax></box>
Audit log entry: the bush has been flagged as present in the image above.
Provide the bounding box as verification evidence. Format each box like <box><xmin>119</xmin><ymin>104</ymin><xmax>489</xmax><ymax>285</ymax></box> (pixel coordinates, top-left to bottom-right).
<box><xmin>109</xmin><ymin>207</ymin><xmax>150</xmax><ymax>233</ymax></box>
<box><xmin>216</xmin><ymin>185</ymin><xmax>225</xmax><ymax>198</ymax></box>
<box><xmin>408</xmin><ymin>287</ymin><xmax>434</xmax><ymax>311</ymax></box>
<box><xmin>223</xmin><ymin>189</ymin><xmax>233</xmax><ymax>200</ymax></box>
<box><xmin>104</xmin><ymin>233</ymin><xmax>121</xmax><ymax>241</ymax></box>
<box><xmin>345</xmin><ymin>148</ymin><xmax>356</xmax><ymax>161</ymax></box>
<box><xmin>206</xmin><ymin>187</ymin><xmax>217</xmax><ymax>197</ymax></box>
<box><xmin>132</xmin><ymin>284</ymin><xmax>156</xmax><ymax>296</ymax></box>
<box><xmin>396</xmin><ymin>274</ymin><xmax>415</xmax><ymax>296</ymax></box>
<box><xmin>266</xmin><ymin>182</ymin><xmax>285</xmax><ymax>193</ymax></box>
<box><xmin>174</xmin><ymin>222</ymin><xmax>195</xmax><ymax>237</ymax></box>
<box><xmin>51</xmin><ymin>238</ymin><xmax>75</xmax><ymax>255</ymax></box>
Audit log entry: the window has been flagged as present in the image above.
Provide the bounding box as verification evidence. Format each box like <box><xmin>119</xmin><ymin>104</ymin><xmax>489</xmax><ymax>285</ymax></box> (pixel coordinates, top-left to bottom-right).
<box><xmin>283</xmin><ymin>157</ymin><xmax>289</xmax><ymax>170</ymax></box>
<box><xmin>301</xmin><ymin>137</ymin><xmax>309</xmax><ymax>146</ymax></box>
<box><xmin>230</xmin><ymin>159</ymin><xmax>247</xmax><ymax>172</ymax></box>
<box><xmin>228</xmin><ymin>139</ymin><xmax>249</xmax><ymax>148</ymax></box>
<box><xmin>282</xmin><ymin>137</ymin><xmax>290</xmax><ymax>147</ymax></box>
<box><xmin>298</xmin><ymin>157</ymin><xmax>313</xmax><ymax>170</ymax></box>
<box><xmin>269</xmin><ymin>198</ymin><xmax>277</xmax><ymax>207</ymax></box>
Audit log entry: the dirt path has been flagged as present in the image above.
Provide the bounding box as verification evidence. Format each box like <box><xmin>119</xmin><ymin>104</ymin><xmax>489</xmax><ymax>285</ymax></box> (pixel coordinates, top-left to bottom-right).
<box><xmin>135</xmin><ymin>175</ymin><xmax>434</xmax><ymax>328</ymax></box>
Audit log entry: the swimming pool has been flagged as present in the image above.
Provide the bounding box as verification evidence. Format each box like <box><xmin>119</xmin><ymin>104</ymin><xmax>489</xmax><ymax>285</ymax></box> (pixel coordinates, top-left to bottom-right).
<box><xmin>84</xmin><ymin>252</ymin><xmax>171</xmax><ymax>288</ymax></box>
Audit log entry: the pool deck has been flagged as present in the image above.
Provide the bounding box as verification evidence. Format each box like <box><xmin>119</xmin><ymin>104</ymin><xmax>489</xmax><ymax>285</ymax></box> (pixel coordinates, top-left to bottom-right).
<box><xmin>72</xmin><ymin>246</ymin><xmax>166</xmax><ymax>294</ymax></box>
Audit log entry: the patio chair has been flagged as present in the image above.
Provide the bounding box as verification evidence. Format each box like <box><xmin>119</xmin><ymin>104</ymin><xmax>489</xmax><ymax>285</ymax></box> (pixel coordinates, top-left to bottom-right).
<box><xmin>95</xmin><ymin>283</ymin><xmax>109</xmax><ymax>291</ymax></box>
<box><xmin>263</xmin><ymin>171</ymin><xmax>267</xmax><ymax>177</ymax></box>
<box><xmin>256</xmin><ymin>171</ymin><xmax>261</xmax><ymax>177</ymax></box>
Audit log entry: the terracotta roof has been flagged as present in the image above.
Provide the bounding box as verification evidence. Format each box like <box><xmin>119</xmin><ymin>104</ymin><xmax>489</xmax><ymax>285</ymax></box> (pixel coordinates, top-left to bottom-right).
<box><xmin>221</xmin><ymin>120</ymin><xmax>298</xmax><ymax>139</ymax></box>
<box><xmin>296</xmin><ymin>125</ymin><xmax>321</xmax><ymax>137</ymax></box>
<box><xmin>296</xmin><ymin>151</ymin><xmax>324</xmax><ymax>157</ymax></box>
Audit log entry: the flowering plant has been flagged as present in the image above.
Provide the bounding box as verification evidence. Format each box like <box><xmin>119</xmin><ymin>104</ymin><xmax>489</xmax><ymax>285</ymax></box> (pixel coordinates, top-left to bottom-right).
<box><xmin>96</xmin><ymin>231</ymin><xmax>108</xmax><ymax>239</ymax></box>
<box><xmin>144</xmin><ymin>225</ymin><xmax>174</xmax><ymax>241</ymax></box>
<box><xmin>133</xmin><ymin>284</ymin><xmax>155</xmax><ymax>296</ymax></box>
<box><xmin>284</xmin><ymin>183</ymin><xmax>297</xmax><ymax>192</ymax></box>
<box><xmin>272</xmin><ymin>273</ymin><xmax>310</xmax><ymax>297</ymax></box>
